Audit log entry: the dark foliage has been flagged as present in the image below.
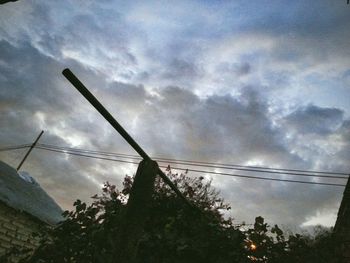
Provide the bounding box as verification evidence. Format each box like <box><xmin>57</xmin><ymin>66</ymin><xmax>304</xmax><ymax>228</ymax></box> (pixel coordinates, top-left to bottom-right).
<box><xmin>4</xmin><ymin>170</ymin><xmax>339</xmax><ymax>263</ymax></box>
<box><xmin>16</xmin><ymin>171</ymin><xmax>246</xmax><ymax>263</ymax></box>
<box><xmin>244</xmin><ymin>217</ymin><xmax>339</xmax><ymax>263</ymax></box>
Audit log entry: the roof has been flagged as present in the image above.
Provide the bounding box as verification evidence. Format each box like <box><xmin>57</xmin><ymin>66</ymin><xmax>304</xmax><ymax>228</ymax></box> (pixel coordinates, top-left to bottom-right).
<box><xmin>0</xmin><ymin>160</ymin><xmax>63</xmax><ymax>225</ymax></box>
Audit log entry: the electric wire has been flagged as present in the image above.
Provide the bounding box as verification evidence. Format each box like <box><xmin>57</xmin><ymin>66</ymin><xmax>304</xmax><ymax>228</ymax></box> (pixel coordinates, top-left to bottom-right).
<box><xmin>35</xmin><ymin>146</ymin><xmax>140</xmax><ymax>165</ymax></box>
<box><xmin>162</xmin><ymin>166</ymin><xmax>346</xmax><ymax>187</ymax></box>
<box><xmin>34</xmin><ymin>146</ymin><xmax>347</xmax><ymax>187</ymax></box>
<box><xmin>1</xmin><ymin>143</ymin><xmax>348</xmax><ymax>185</ymax></box>
<box><xmin>36</xmin><ymin>143</ymin><xmax>349</xmax><ymax>179</ymax></box>
<box><xmin>36</xmin><ymin>143</ymin><xmax>348</xmax><ymax>176</ymax></box>
<box><xmin>0</xmin><ymin>144</ymin><xmax>31</xmax><ymax>152</ymax></box>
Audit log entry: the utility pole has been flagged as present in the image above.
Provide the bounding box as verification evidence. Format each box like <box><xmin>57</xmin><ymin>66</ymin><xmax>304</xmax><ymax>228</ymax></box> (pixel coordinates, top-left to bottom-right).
<box><xmin>17</xmin><ymin>130</ymin><xmax>44</xmax><ymax>171</ymax></box>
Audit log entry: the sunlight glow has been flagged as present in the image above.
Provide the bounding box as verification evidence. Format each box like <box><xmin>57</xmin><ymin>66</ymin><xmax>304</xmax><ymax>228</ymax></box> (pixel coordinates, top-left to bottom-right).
<box><xmin>301</xmin><ymin>211</ymin><xmax>337</xmax><ymax>227</ymax></box>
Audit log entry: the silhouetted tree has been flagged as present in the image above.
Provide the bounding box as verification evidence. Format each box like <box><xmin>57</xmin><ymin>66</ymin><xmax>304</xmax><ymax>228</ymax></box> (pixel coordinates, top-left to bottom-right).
<box><xmin>4</xmin><ymin>169</ymin><xmax>339</xmax><ymax>263</ymax></box>
<box><xmin>15</xmin><ymin>170</ymin><xmax>246</xmax><ymax>263</ymax></box>
<box><xmin>244</xmin><ymin>217</ymin><xmax>339</xmax><ymax>263</ymax></box>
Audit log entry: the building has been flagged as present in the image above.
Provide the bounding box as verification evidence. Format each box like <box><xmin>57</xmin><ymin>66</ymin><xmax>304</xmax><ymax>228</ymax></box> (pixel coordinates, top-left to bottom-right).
<box><xmin>0</xmin><ymin>160</ymin><xmax>63</xmax><ymax>259</ymax></box>
<box><xmin>334</xmin><ymin>176</ymin><xmax>350</xmax><ymax>263</ymax></box>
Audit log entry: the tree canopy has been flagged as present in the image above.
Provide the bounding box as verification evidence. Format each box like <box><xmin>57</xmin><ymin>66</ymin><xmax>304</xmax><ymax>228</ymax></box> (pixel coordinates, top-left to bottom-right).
<box><xmin>4</xmin><ymin>169</ymin><xmax>339</xmax><ymax>263</ymax></box>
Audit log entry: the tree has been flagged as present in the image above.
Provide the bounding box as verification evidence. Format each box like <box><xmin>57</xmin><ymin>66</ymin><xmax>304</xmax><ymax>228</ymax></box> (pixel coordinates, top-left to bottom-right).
<box><xmin>244</xmin><ymin>217</ymin><xmax>339</xmax><ymax>263</ymax></box>
<box><xmin>5</xmin><ymin>168</ymin><xmax>339</xmax><ymax>263</ymax></box>
<box><xmin>16</xmin><ymin>169</ymin><xmax>246</xmax><ymax>263</ymax></box>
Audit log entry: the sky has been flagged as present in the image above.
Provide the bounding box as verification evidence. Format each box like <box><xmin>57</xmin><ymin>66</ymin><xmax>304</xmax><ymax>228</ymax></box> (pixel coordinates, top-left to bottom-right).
<box><xmin>0</xmin><ymin>0</ymin><xmax>349</xmax><ymax>229</ymax></box>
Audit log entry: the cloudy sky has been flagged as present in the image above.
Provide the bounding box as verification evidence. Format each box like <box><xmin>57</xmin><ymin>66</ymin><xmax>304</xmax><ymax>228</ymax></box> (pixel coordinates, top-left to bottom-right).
<box><xmin>0</xmin><ymin>0</ymin><xmax>349</xmax><ymax>229</ymax></box>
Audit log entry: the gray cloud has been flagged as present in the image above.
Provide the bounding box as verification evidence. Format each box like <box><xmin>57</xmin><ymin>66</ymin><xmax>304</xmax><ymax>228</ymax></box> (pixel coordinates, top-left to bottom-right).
<box><xmin>0</xmin><ymin>0</ymin><xmax>349</xmax><ymax>229</ymax></box>
<box><xmin>283</xmin><ymin>104</ymin><xmax>344</xmax><ymax>135</ymax></box>
<box><xmin>215</xmin><ymin>62</ymin><xmax>251</xmax><ymax>77</ymax></box>
<box><xmin>0</xmin><ymin>39</ymin><xmax>136</xmax><ymax>207</ymax></box>
<box><xmin>161</xmin><ymin>58</ymin><xmax>203</xmax><ymax>82</ymax></box>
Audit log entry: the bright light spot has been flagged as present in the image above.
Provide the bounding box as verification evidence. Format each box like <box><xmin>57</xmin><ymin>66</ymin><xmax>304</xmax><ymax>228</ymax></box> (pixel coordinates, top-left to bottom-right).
<box><xmin>250</xmin><ymin>244</ymin><xmax>257</xmax><ymax>250</ymax></box>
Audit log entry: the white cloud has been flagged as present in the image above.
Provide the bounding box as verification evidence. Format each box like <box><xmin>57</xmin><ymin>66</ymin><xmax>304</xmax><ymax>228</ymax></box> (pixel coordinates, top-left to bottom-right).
<box><xmin>301</xmin><ymin>210</ymin><xmax>338</xmax><ymax>227</ymax></box>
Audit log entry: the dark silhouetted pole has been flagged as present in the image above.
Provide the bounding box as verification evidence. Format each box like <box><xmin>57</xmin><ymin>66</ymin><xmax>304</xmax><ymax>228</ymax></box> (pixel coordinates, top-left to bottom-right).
<box><xmin>62</xmin><ymin>69</ymin><xmax>149</xmax><ymax>159</ymax></box>
<box><xmin>117</xmin><ymin>159</ymin><xmax>158</xmax><ymax>263</ymax></box>
<box><xmin>17</xmin><ymin>130</ymin><xmax>44</xmax><ymax>171</ymax></box>
<box><xmin>62</xmin><ymin>68</ymin><xmax>190</xmax><ymax>205</ymax></box>
<box><xmin>334</xmin><ymin>176</ymin><xmax>350</xmax><ymax>262</ymax></box>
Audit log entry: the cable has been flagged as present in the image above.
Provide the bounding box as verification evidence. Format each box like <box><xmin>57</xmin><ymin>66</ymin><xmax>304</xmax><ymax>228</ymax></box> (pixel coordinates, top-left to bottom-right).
<box><xmin>37</xmin><ymin>143</ymin><xmax>349</xmax><ymax>176</ymax></box>
<box><xmin>38</xmin><ymin>143</ymin><xmax>138</xmax><ymax>158</ymax></box>
<box><xmin>155</xmin><ymin>161</ymin><xmax>348</xmax><ymax>179</ymax></box>
<box><xmin>0</xmin><ymin>144</ymin><xmax>31</xmax><ymax>152</ymax></box>
<box><xmin>158</xmin><ymin>166</ymin><xmax>346</xmax><ymax>187</ymax></box>
<box><xmin>3</xmin><ymin>143</ymin><xmax>349</xmax><ymax>183</ymax></box>
<box><xmin>157</xmin><ymin>158</ymin><xmax>349</xmax><ymax>176</ymax></box>
<box><xmin>36</xmin><ymin>143</ymin><xmax>349</xmax><ymax>179</ymax></box>
<box><xmin>35</xmin><ymin>146</ymin><xmax>140</xmax><ymax>165</ymax></box>
<box><xmin>35</xmin><ymin>146</ymin><xmax>346</xmax><ymax>187</ymax></box>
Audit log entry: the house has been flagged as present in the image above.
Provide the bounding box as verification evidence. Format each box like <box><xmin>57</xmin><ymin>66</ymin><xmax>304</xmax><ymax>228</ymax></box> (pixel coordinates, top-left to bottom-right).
<box><xmin>334</xmin><ymin>176</ymin><xmax>350</xmax><ymax>263</ymax></box>
<box><xmin>0</xmin><ymin>160</ymin><xmax>63</xmax><ymax>258</ymax></box>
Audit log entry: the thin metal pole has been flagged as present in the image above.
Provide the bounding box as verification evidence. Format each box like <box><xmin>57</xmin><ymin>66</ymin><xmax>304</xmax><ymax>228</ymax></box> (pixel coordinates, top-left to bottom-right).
<box><xmin>62</xmin><ymin>68</ymin><xmax>191</xmax><ymax>205</ymax></box>
<box><xmin>17</xmin><ymin>130</ymin><xmax>44</xmax><ymax>171</ymax></box>
<box><xmin>62</xmin><ymin>69</ymin><xmax>150</xmax><ymax>160</ymax></box>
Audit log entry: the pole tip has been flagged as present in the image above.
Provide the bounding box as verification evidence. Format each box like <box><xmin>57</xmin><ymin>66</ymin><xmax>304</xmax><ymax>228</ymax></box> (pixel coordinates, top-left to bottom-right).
<box><xmin>62</xmin><ymin>68</ymin><xmax>71</xmax><ymax>76</ymax></box>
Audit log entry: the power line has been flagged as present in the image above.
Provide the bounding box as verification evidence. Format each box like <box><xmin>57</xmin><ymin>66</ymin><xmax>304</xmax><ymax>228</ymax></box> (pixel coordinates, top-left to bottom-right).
<box><xmin>2</xmin><ymin>143</ymin><xmax>349</xmax><ymax>183</ymax></box>
<box><xmin>38</xmin><ymin>143</ymin><xmax>138</xmax><ymax>158</ymax></box>
<box><xmin>161</xmin><ymin>161</ymin><xmax>348</xmax><ymax>179</ymax></box>
<box><xmin>35</xmin><ymin>146</ymin><xmax>139</xmax><ymax>165</ymax></box>
<box><xmin>35</xmin><ymin>146</ymin><xmax>346</xmax><ymax>187</ymax></box>
<box><xmin>38</xmin><ymin>143</ymin><xmax>349</xmax><ymax>176</ymax></box>
<box><xmin>36</xmin><ymin>143</ymin><xmax>349</xmax><ymax>180</ymax></box>
<box><xmin>0</xmin><ymin>144</ymin><xmax>31</xmax><ymax>152</ymax></box>
<box><xmin>162</xmin><ymin>166</ymin><xmax>346</xmax><ymax>187</ymax></box>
